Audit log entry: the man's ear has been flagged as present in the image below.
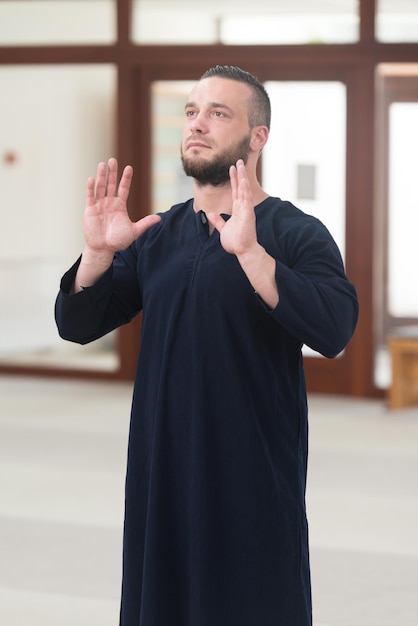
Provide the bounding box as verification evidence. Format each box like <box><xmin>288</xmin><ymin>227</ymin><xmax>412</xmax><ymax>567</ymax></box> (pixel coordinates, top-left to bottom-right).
<box><xmin>250</xmin><ymin>126</ymin><xmax>269</xmax><ymax>152</ymax></box>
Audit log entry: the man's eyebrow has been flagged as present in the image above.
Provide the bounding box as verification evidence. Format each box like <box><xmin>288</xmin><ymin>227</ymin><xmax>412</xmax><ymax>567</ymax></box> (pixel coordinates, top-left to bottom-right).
<box><xmin>185</xmin><ymin>101</ymin><xmax>234</xmax><ymax>113</ymax></box>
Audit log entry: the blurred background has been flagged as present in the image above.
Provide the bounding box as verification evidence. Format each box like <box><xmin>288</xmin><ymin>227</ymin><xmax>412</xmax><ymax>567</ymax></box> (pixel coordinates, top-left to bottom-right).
<box><xmin>0</xmin><ymin>2</ymin><xmax>417</xmax><ymax>625</ymax></box>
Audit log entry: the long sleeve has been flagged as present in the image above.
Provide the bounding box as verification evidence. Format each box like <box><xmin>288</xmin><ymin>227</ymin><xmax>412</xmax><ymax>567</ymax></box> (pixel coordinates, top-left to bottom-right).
<box><xmin>256</xmin><ymin>200</ymin><xmax>358</xmax><ymax>358</ymax></box>
<box><xmin>55</xmin><ymin>246</ymin><xmax>142</xmax><ymax>345</ymax></box>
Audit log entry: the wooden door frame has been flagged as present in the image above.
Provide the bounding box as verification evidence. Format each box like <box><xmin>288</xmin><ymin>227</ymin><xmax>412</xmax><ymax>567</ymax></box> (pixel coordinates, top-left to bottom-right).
<box><xmin>117</xmin><ymin>51</ymin><xmax>375</xmax><ymax>396</ymax></box>
<box><xmin>0</xmin><ymin>0</ymin><xmax>417</xmax><ymax>394</ymax></box>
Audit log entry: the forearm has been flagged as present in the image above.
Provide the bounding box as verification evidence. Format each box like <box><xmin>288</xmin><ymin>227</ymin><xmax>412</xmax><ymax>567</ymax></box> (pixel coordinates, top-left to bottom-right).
<box><xmin>72</xmin><ymin>247</ymin><xmax>115</xmax><ymax>293</ymax></box>
<box><xmin>56</xmin><ymin>243</ymin><xmax>143</xmax><ymax>344</ymax></box>
<box><xmin>236</xmin><ymin>243</ymin><xmax>279</xmax><ymax>309</ymax></box>
<box><xmin>56</xmin><ymin>259</ymin><xmax>117</xmax><ymax>344</ymax></box>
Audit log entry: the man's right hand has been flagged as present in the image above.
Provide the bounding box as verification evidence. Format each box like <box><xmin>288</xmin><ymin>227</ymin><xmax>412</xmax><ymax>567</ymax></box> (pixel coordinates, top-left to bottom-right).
<box><xmin>73</xmin><ymin>158</ymin><xmax>161</xmax><ymax>293</ymax></box>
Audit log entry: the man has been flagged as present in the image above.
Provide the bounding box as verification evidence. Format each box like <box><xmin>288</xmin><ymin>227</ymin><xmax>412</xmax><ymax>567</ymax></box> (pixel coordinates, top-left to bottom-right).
<box><xmin>55</xmin><ymin>65</ymin><xmax>358</xmax><ymax>626</ymax></box>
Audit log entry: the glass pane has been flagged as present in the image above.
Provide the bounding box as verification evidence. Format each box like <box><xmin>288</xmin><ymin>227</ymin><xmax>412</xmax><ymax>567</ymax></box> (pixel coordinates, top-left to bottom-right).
<box><xmin>0</xmin><ymin>65</ymin><xmax>118</xmax><ymax>371</ymax></box>
<box><xmin>263</xmin><ymin>81</ymin><xmax>346</xmax><ymax>359</ymax></box>
<box><xmin>376</xmin><ymin>0</ymin><xmax>418</xmax><ymax>43</ymax></box>
<box><xmin>374</xmin><ymin>64</ymin><xmax>418</xmax><ymax>389</ymax></box>
<box><xmin>263</xmin><ymin>82</ymin><xmax>346</xmax><ymax>259</ymax></box>
<box><xmin>151</xmin><ymin>80</ymin><xmax>347</xmax><ymax>259</ymax></box>
<box><xmin>151</xmin><ymin>79</ymin><xmax>347</xmax><ymax>359</ymax></box>
<box><xmin>388</xmin><ymin>102</ymin><xmax>418</xmax><ymax>316</ymax></box>
<box><xmin>152</xmin><ymin>80</ymin><xmax>347</xmax><ymax>231</ymax></box>
<box><xmin>151</xmin><ymin>81</ymin><xmax>194</xmax><ymax>214</ymax></box>
<box><xmin>133</xmin><ymin>0</ymin><xmax>359</xmax><ymax>45</ymax></box>
<box><xmin>0</xmin><ymin>1</ymin><xmax>116</xmax><ymax>45</ymax></box>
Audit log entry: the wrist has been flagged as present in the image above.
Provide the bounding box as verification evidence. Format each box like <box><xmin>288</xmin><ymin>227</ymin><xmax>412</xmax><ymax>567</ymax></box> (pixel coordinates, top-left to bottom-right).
<box><xmin>236</xmin><ymin>242</ymin><xmax>265</xmax><ymax>268</ymax></box>
<box><xmin>71</xmin><ymin>247</ymin><xmax>114</xmax><ymax>294</ymax></box>
<box><xmin>236</xmin><ymin>243</ymin><xmax>279</xmax><ymax>309</ymax></box>
<box><xmin>81</xmin><ymin>246</ymin><xmax>115</xmax><ymax>270</ymax></box>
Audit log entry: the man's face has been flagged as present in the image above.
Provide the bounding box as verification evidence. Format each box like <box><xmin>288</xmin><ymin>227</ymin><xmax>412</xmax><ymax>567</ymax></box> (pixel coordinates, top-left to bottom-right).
<box><xmin>181</xmin><ymin>77</ymin><xmax>253</xmax><ymax>186</ymax></box>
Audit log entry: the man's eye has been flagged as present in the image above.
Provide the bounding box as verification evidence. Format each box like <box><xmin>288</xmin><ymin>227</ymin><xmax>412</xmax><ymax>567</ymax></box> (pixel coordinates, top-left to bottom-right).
<box><xmin>214</xmin><ymin>111</ymin><xmax>225</xmax><ymax>117</ymax></box>
<box><xmin>186</xmin><ymin>110</ymin><xmax>196</xmax><ymax>117</ymax></box>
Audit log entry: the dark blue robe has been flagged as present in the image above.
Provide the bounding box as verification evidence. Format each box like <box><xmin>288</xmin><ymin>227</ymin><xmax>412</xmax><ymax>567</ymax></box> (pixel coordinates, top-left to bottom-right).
<box><xmin>55</xmin><ymin>197</ymin><xmax>358</xmax><ymax>626</ymax></box>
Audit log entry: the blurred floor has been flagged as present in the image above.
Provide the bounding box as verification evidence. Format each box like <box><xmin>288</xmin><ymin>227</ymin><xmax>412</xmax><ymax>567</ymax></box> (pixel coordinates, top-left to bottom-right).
<box><xmin>0</xmin><ymin>376</ymin><xmax>417</xmax><ymax>626</ymax></box>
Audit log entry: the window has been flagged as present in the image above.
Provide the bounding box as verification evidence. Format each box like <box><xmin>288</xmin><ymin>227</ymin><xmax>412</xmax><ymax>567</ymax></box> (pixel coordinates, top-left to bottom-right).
<box><xmin>0</xmin><ymin>65</ymin><xmax>117</xmax><ymax>370</ymax></box>
<box><xmin>132</xmin><ymin>0</ymin><xmax>359</xmax><ymax>45</ymax></box>
<box><xmin>388</xmin><ymin>102</ymin><xmax>418</xmax><ymax>316</ymax></box>
<box><xmin>376</xmin><ymin>0</ymin><xmax>418</xmax><ymax>43</ymax></box>
<box><xmin>0</xmin><ymin>0</ymin><xmax>116</xmax><ymax>45</ymax></box>
<box><xmin>374</xmin><ymin>64</ymin><xmax>418</xmax><ymax>388</ymax></box>
<box><xmin>263</xmin><ymin>81</ymin><xmax>346</xmax><ymax>259</ymax></box>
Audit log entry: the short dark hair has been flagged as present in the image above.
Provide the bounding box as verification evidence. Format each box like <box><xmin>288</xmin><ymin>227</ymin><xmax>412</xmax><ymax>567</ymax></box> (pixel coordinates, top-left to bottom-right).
<box><xmin>200</xmin><ymin>65</ymin><xmax>271</xmax><ymax>130</ymax></box>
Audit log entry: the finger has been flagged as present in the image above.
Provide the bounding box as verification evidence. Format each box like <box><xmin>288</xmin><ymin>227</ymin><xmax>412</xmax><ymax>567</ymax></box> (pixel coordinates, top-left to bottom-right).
<box><xmin>230</xmin><ymin>160</ymin><xmax>249</xmax><ymax>216</ymax></box>
<box><xmin>86</xmin><ymin>176</ymin><xmax>96</xmax><ymax>207</ymax></box>
<box><xmin>117</xmin><ymin>165</ymin><xmax>134</xmax><ymax>203</ymax></box>
<box><xmin>94</xmin><ymin>162</ymin><xmax>107</xmax><ymax>199</ymax></box>
<box><xmin>229</xmin><ymin>164</ymin><xmax>238</xmax><ymax>203</ymax></box>
<box><xmin>236</xmin><ymin>159</ymin><xmax>249</xmax><ymax>189</ymax></box>
<box><xmin>106</xmin><ymin>157</ymin><xmax>118</xmax><ymax>197</ymax></box>
<box><xmin>236</xmin><ymin>160</ymin><xmax>253</xmax><ymax>210</ymax></box>
<box><xmin>206</xmin><ymin>213</ymin><xmax>226</xmax><ymax>233</ymax></box>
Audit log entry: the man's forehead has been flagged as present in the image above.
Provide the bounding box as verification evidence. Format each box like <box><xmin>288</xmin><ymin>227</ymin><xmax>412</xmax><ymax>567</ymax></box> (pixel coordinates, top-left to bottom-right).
<box><xmin>187</xmin><ymin>76</ymin><xmax>250</xmax><ymax>104</ymax></box>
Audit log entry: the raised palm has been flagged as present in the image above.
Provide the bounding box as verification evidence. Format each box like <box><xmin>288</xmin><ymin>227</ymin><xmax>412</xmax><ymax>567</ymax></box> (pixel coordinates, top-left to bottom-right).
<box><xmin>84</xmin><ymin>158</ymin><xmax>160</xmax><ymax>253</ymax></box>
<box><xmin>208</xmin><ymin>160</ymin><xmax>257</xmax><ymax>256</ymax></box>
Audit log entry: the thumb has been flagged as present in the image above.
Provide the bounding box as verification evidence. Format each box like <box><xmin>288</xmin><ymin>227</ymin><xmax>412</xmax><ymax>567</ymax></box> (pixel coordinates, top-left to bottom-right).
<box><xmin>132</xmin><ymin>214</ymin><xmax>162</xmax><ymax>239</ymax></box>
<box><xmin>206</xmin><ymin>213</ymin><xmax>226</xmax><ymax>233</ymax></box>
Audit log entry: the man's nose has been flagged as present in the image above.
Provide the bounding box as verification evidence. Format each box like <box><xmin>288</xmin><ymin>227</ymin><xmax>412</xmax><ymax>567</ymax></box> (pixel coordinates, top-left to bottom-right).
<box><xmin>190</xmin><ymin>111</ymin><xmax>207</xmax><ymax>133</ymax></box>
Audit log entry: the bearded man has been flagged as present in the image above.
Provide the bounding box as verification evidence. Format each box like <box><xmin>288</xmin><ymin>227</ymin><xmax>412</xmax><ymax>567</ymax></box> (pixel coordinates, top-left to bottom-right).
<box><xmin>55</xmin><ymin>65</ymin><xmax>358</xmax><ymax>626</ymax></box>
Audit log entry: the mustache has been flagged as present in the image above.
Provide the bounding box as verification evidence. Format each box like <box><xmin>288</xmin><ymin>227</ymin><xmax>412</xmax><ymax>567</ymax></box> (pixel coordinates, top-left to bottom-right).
<box><xmin>186</xmin><ymin>136</ymin><xmax>212</xmax><ymax>147</ymax></box>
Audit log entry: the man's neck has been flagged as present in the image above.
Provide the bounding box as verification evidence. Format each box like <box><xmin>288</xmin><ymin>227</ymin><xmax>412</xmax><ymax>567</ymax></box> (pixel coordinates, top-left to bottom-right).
<box><xmin>192</xmin><ymin>181</ymin><xmax>269</xmax><ymax>215</ymax></box>
<box><xmin>193</xmin><ymin>182</ymin><xmax>233</xmax><ymax>215</ymax></box>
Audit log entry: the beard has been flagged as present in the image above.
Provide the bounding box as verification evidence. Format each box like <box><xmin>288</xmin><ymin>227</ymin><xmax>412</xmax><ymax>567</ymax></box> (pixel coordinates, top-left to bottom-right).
<box><xmin>181</xmin><ymin>134</ymin><xmax>251</xmax><ymax>187</ymax></box>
